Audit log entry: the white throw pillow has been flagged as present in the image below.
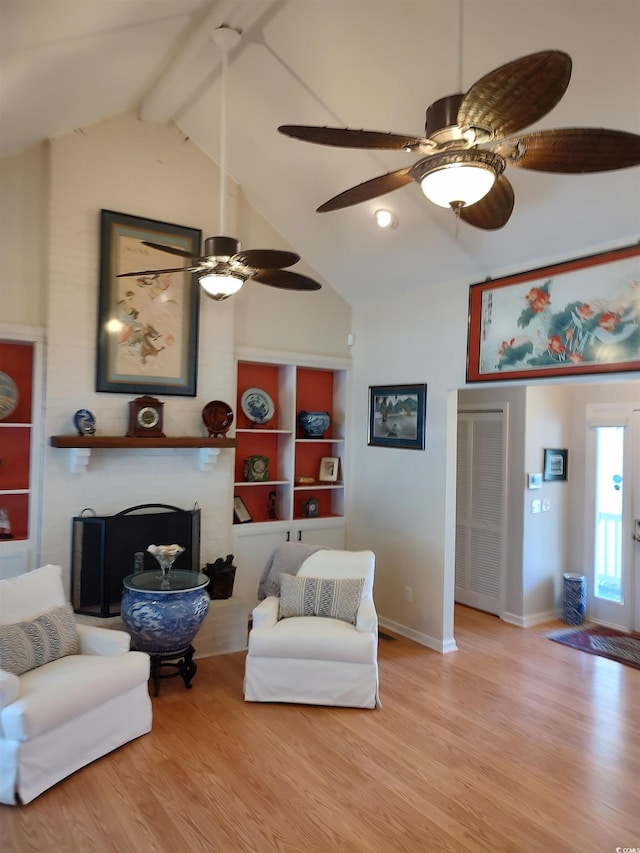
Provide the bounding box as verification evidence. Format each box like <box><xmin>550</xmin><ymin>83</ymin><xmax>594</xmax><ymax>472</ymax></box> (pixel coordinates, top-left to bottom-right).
<box><xmin>0</xmin><ymin>564</ymin><xmax>66</xmax><ymax>625</ymax></box>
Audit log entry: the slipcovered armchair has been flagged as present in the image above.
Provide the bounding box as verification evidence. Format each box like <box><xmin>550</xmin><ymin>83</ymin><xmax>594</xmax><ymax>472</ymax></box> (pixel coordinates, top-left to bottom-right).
<box><xmin>0</xmin><ymin>564</ymin><xmax>152</xmax><ymax>805</ymax></box>
<box><xmin>244</xmin><ymin>548</ymin><xmax>380</xmax><ymax>709</ymax></box>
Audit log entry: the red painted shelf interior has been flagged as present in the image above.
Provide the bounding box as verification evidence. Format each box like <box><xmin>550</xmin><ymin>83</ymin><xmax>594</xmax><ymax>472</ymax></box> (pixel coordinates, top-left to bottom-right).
<box><xmin>0</xmin><ymin>341</ymin><xmax>34</xmax><ymax>542</ymax></box>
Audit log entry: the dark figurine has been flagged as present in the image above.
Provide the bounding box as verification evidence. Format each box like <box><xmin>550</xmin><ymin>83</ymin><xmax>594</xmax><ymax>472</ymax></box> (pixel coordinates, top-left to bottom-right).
<box><xmin>267</xmin><ymin>490</ymin><xmax>277</xmax><ymax>520</ymax></box>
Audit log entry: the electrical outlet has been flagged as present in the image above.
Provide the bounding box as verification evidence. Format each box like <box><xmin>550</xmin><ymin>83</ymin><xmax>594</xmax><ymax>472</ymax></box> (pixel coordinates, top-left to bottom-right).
<box><xmin>404</xmin><ymin>585</ymin><xmax>413</xmax><ymax>602</ymax></box>
<box><xmin>531</xmin><ymin>499</ymin><xmax>542</xmax><ymax>514</ymax></box>
<box><xmin>542</xmin><ymin>499</ymin><xmax>551</xmax><ymax>512</ymax></box>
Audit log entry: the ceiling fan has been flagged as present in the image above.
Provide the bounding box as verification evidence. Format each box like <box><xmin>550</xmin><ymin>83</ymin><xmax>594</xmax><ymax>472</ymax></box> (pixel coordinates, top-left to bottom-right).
<box><xmin>279</xmin><ymin>49</ymin><xmax>640</xmax><ymax>230</ymax></box>
<box><xmin>119</xmin><ymin>26</ymin><xmax>320</xmax><ymax>300</ymax></box>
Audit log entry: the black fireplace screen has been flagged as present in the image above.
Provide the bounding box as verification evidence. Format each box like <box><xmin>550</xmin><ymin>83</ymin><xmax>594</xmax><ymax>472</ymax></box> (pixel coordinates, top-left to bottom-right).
<box><xmin>71</xmin><ymin>503</ymin><xmax>201</xmax><ymax>617</ymax></box>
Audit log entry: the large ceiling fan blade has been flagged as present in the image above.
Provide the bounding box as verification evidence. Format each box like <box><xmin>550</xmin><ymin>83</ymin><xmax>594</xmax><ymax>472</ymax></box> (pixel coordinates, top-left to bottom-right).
<box><xmin>494</xmin><ymin>128</ymin><xmax>640</xmax><ymax>172</ymax></box>
<box><xmin>232</xmin><ymin>248</ymin><xmax>300</xmax><ymax>269</ymax></box>
<box><xmin>141</xmin><ymin>240</ymin><xmax>199</xmax><ymax>260</ymax></box>
<box><xmin>317</xmin><ymin>167</ymin><xmax>414</xmax><ymax>213</ymax></box>
<box><xmin>459</xmin><ymin>50</ymin><xmax>572</xmax><ymax>139</ymax></box>
<box><xmin>252</xmin><ymin>269</ymin><xmax>321</xmax><ymax>291</ymax></box>
<box><xmin>459</xmin><ymin>175</ymin><xmax>515</xmax><ymax>230</ymax></box>
<box><xmin>278</xmin><ymin>125</ymin><xmax>431</xmax><ymax>152</ymax></box>
<box><xmin>117</xmin><ymin>265</ymin><xmax>202</xmax><ymax>277</ymax></box>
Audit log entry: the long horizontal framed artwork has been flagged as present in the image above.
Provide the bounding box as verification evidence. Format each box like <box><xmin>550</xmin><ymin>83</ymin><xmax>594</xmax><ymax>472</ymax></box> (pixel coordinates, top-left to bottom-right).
<box><xmin>96</xmin><ymin>210</ymin><xmax>202</xmax><ymax>396</ymax></box>
<box><xmin>466</xmin><ymin>243</ymin><xmax>640</xmax><ymax>383</ymax></box>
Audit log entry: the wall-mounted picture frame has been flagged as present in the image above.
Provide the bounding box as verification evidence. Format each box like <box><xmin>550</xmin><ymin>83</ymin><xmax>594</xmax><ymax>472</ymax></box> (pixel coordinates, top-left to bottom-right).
<box><xmin>233</xmin><ymin>495</ymin><xmax>252</xmax><ymax>524</ymax></box>
<box><xmin>319</xmin><ymin>456</ymin><xmax>339</xmax><ymax>482</ymax></box>
<box><xmin>368</xmin><ymin>383</ymin><xmax>427</xmax><ymax>450</ymax></box>
<box><xmin>96</xmin><ymin>209</ymin><xmax>202</xmax><ymax>396</ymax></box>
<box><xmin>466</xmin><ymin>243</ymin><xmax>640</xmax><ymax>383</ymax></box>
<box><xmin>543</xmin><ymin>448</ymin><xmax>568</xmax><ymax>482</ymax></box>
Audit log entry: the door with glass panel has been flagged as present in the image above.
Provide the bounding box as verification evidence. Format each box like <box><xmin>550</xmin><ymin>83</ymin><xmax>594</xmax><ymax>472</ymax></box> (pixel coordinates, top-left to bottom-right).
<box><xmin>585</xmin><ymin>406</ymin><xmax>638</xmax><ymax>631</ymax></box>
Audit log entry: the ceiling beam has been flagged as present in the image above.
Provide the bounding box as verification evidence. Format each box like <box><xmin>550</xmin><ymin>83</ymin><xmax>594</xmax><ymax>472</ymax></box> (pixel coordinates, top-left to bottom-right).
<box><xmin>139</xmin><ymin>0</ymin><xmax>277</xmax><ymax>124</ymax></box>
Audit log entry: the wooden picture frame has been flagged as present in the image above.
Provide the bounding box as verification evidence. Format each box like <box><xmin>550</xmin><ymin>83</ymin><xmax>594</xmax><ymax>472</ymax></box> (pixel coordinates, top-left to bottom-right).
<box><xmin>543</xmin><ymin>448</ymin><xmax>568</xmax><ymax>482</ymax></box>
<box><xmin>319</xmin><ymin>456</ymin><xmax>339</xmax><ymax>482</ymax></box>
<box><xmin>368</xmin><ymin>383</ymin><xmax>427</xmax><ymax>450</ymax></box>
<box><xmin>233</xmin><ymin>495</ymin><xmax>252</xmax><ymax>524</ymax></box>
<box><xmin>96</xmin><ymin>210</ymin><xmax>202</xmax><ymax>395</ymax></box>
<box><xmin>466</xmin><ymin>244</ymin><xmax>640</xmax><ymax>383</ymax></box>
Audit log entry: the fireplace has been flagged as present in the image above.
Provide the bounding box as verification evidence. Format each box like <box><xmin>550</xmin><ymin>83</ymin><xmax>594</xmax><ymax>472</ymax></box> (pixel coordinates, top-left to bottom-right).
<box><xmin>71</xmin><ymin>503</ymin><xmax>201</xmax><ymax>617</ymax></box>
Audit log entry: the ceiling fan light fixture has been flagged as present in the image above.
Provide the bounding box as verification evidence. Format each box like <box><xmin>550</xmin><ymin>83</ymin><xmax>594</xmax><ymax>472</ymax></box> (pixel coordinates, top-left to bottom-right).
<box><xmin>413</xmin><ymin>150</ymin><xmax>505</xmax><ymax>209</ymax></box>
<box><xmin>199</xmin><ymin>271</ymin><xmax>245</xmax><ymax>301</ymax></box>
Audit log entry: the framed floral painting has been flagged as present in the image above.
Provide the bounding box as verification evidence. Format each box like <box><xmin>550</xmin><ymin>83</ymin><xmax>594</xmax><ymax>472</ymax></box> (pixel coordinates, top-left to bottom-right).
<box><xmin>96</xmin><ymin>210</ymin><xmax>202</xmax><ymax>395</ymax></box>
<box><xmin>466</xmin><ymin>244</ymin><xmax>640</xmax><ymax>382</ymax></box>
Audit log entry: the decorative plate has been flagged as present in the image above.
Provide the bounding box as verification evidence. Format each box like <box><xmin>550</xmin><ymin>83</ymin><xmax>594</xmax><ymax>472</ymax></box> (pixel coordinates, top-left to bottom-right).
<box><xmin>0</xmin><ymin>371</ymin><xmax>19</xmax><ymax>420</ymax></box>
<box><xmin>73</xmin><ymin>409</ymin><xmax>96</xmax><ymax>435</ymax></box>
<box><xmin>202</xmin><ymin>400</ymin><xmax>234</xmax><ymax>437</ymax></box>
<box><xmin>241</xmin><ymin>388</ymin><xmax>275</xmax><ymax>425</ymax></box>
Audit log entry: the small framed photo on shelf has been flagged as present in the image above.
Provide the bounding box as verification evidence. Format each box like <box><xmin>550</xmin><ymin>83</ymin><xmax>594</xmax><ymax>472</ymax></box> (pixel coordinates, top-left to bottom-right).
<box><xmin>543</xmin><ymin>448</ymin><xmax>568</xmax><ymax>482</ymax></box>
<box><xmin>233</xmin><ymin>495</ymin><xmax>252</xmax><ymax>524</ymax></box>
<box><xmin>319</xmin><ymin>456</ymin><xmax>339</xmax><ymax>482</ymax></box>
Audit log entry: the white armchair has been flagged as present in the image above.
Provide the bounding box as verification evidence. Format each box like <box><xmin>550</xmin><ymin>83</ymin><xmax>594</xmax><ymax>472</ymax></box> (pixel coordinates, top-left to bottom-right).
<box><xmin>0</xmin><ymin>564</ymin><xmax>152</xmax><ymax>805</ymax></box>
<box><xmin>244</xmin><ymin>549</ymin><xmax>380</xmax><ymax>708</ymax></box>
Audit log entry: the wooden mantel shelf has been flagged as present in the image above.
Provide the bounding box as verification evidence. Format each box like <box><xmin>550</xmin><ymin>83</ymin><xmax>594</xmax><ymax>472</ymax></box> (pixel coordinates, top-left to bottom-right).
<box><xmin>50</xmin><ymin>435</ymin><xmax>237</xmax><ymax>473</ymax></box>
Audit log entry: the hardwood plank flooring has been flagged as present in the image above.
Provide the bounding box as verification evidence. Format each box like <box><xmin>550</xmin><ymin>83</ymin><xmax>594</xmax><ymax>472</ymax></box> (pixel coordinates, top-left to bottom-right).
<box><xmin>2</xmin><ymin>605</ymin><xmax>639</xmax><ymax>852</ymax></box>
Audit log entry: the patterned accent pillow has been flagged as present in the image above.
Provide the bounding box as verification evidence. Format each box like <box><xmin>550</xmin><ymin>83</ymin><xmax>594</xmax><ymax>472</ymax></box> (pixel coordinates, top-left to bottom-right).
<box><xmin>0</xmin><ymin>603</ymin><xmax>80</xmax><ymax>676</ymax></box>
<box><xmin>279</xmin><ymin>575</ymin><xmax>364</xmax><ymax>624</ymax></box>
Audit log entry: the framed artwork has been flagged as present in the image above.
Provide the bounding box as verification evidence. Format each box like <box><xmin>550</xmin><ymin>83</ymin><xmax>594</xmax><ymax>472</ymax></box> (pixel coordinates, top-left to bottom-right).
<box><xmin>233</xmin><ymin>496</ymin><xmax>252</xmax><ymax>524</ymax></box>
<box><xmin>543</xmin><ymin>448</ymin><xmax>568</xmax><ymax>482</ymax></box>
<box><xmin>466</xmin><ymin>244</ymin><xmax>640</xmax><ymax>383</ymax></box>
<box><xmin>96</xmin><ymin>210</ymin><xmax>202</xmax><ymax>395</ymax></box>
<box><xmin>319</xmin><ymin>456</ymin><xmax>339</xmax><ymax>482</ymax></box>
<box><xmin>368</xmin><ymin>383</ymin><xmax>427</xmax><ymax>450</ymax></box>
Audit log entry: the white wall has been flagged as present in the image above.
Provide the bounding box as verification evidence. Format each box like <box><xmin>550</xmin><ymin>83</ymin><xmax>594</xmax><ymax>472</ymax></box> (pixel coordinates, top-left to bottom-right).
<box><xmin>348</xmin><ymin>276</ymin><xmax>469</xmax><ymax>651</ymax></box>
<box><xmin>1</xmin><ymin>111</ymin><xmax>351</xmax><ymax>595</ymax></box>
<box><xmin>0</xmin><ymin>143</ymin><xmax>48</xmax><ymax>326</ymax></box>
<box><xmin>521</xmin><ymin>385</ymin><xmax>572</xmax><ymax>622</ymax></box>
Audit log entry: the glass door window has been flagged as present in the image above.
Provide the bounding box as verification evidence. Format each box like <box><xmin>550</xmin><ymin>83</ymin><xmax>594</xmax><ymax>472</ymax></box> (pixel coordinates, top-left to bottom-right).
<box><xmin>593</xmin><ymin>427</ymin><xmax>624</xmax><ymax>604</ymax></box>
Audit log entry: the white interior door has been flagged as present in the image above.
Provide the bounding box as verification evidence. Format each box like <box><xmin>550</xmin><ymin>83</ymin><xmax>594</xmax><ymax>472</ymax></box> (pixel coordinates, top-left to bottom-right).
<box><xmin>584</xmin><ymin>405</ymin><xmax>638</xmax><ymax>631</ymax></box>
<box><xmin>455</xmin><ymin>408</ymin><xmax>506</xmax><ymax>615</ymax></box>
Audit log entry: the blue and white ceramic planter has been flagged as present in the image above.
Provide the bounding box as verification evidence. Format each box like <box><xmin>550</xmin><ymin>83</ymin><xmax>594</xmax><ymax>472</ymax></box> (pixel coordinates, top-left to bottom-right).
<box><xmin>297</xmin><ymin>410</ymin><xmax>331</xmax><ymax>438</ymax></box>
<box><xmin>562</xmin><ymin>573</ymin><xmax>586</xmax><ymax>625</ymax></box>
<box><xmin>121</xmin><ymin>570</ymin><xmax>210</xmax><ymax>654</ymax></box>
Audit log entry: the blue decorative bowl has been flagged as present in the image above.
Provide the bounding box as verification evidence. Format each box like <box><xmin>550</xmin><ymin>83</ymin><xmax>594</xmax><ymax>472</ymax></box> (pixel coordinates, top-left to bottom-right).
<box><xmin>298</xmin><ymin>410</ymin><xmax>331</xmax><ymax>438</ymax></box>
<box><xmin>121</xmin><ymin>570</ymin><xmax>210</xmax><ymax>654</ymax></box>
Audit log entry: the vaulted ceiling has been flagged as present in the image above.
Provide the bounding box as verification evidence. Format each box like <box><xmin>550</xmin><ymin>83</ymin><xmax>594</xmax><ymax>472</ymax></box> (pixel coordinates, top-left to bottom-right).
<box><xmin>2</xmin><ymin>0</ymin><xmax>639</xmax><ymax>305</ymax></box>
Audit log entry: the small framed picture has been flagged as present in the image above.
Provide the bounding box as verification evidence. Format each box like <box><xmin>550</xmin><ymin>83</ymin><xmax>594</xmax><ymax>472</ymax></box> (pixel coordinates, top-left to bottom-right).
<box><xmin>368</xmin><ymin>383</ymin><xmax>427</xmax><ymax>450</ymax></box>
<box><xmin>319</xmin><ymin>456</ymin><xmax>339</xmax><ymax>482</ymax></box>
<box><xmin>543</xmin><ymin>448</ymin><xmax>568</xmax><ymax>482</ymax></box>
<box><xmin>233</xmin><ymin>495</ymin><xmax>252</xmax><ymax>524</ymax></box>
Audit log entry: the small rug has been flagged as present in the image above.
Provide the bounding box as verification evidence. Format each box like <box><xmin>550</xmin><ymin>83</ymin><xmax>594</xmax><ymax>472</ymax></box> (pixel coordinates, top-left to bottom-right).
<box><xmin>547</xmin><ymin>625</ymin><xmax>640</xmax><ymax>670</ymax></box>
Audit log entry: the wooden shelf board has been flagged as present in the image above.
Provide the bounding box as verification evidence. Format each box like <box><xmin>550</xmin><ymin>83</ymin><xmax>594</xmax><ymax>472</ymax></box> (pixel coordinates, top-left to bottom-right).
<box><xmin>50</xmin><ymin>435</ymin><xmax>237</xmax><ymax>449</ymax></box>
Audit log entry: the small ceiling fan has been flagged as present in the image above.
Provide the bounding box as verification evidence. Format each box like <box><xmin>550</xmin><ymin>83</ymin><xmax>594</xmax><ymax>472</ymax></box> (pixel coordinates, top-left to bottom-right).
<box><xmin>119</xmin><ymin>26</ymin><xmax>320</xmax><ymax>299</ymax></box>
<box><xmin>279</xmin><ymin>49</ymin><xmax>640</xmax><ymax>230</ymax></box>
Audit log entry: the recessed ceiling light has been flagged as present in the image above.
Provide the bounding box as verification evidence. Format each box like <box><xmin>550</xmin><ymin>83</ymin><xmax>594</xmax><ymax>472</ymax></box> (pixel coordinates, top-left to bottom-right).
<box><xmin>374</xmin><ymin>209</ymin><xmax>398</xmax><ymax>229</ymax></box>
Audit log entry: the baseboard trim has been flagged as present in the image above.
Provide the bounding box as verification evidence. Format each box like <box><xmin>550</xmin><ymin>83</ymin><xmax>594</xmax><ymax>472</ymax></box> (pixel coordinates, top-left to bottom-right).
<box><xmin>502</xmin><ymin>609</ymin><xmax>561</xmax><ymax>628</ymax></box>
<box><xmin>378</xmin><ymin>616</ymin><xmax>458</xmax><ymax>654</ymax></box>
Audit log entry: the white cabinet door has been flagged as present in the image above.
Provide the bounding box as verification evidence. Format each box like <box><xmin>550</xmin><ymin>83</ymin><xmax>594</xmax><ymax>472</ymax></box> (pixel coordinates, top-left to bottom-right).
<box><xmin>232</xmin><ymin>523</ymin><xmax>289</xmax><ymax>613</ymax></box>
<box><xmin>294</xmin><ymin>518</ymin><xmax>345</xmax><ymax>549</ymax></box>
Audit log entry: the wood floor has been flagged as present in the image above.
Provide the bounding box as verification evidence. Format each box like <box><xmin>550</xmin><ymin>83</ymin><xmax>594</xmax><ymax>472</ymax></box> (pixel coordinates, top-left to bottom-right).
<box><xmin>2</xmin><ymin>605</ymin><xmax>639</xmax><ymax>853</ymax></box>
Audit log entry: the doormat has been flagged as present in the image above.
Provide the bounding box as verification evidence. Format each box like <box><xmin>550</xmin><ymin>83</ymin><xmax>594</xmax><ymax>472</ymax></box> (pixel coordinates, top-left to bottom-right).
<box><xmin>547</xmin><ymin>625</ymin><xmax>640</xmax><ymax>670</ymax></box>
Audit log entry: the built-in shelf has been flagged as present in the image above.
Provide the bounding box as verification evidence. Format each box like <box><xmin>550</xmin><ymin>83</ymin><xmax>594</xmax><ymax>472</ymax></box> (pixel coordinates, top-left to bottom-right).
<box><xmin>50</xmin><ymin>435</ymin><xmax>237</xmax><ymax>474</ymax></box>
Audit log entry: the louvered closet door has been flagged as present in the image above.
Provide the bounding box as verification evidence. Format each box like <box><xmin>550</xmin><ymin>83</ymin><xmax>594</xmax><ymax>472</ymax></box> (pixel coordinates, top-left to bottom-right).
<box><xmin>455</xmin><ymin>409</ymin><xmax>506</xmax><ymax>615</ymax></box>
